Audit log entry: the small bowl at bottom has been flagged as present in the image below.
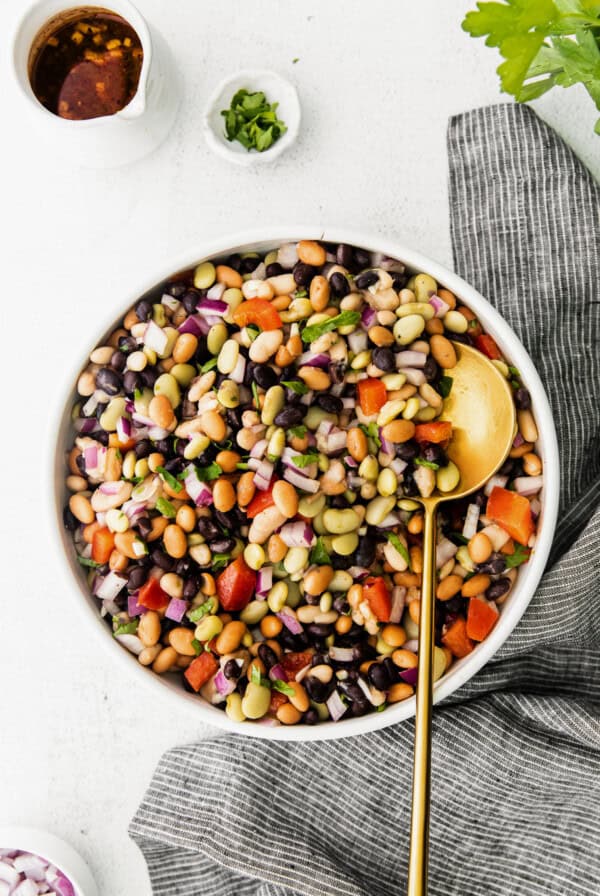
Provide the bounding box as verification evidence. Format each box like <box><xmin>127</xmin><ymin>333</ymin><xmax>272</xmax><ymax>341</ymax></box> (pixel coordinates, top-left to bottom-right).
<box><xmin>0</xmin><ymin>827</ymin><xmax>97</xmax><ymax>896</ymax></box>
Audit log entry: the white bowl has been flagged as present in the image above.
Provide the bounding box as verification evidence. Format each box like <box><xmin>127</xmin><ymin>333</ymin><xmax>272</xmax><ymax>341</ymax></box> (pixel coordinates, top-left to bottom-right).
<box><xmin>50</xmin><ymin>227</ymin><xmax>560</xmax><ymax>742</ymax></box>
<box><xmin>0</xmin><ymin>827</ymin><xmax>98</xmax><ymax>896</ymax></box>
<box><xmin>203</xmin><ymin>70</ymin><xmax>300</xmax><ymax>166</ymax></box>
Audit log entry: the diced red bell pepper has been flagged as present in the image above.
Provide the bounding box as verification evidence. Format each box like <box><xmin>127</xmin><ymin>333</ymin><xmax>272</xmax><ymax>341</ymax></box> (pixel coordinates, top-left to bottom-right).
<box><xmin>184</xmin><ymin>651</ymin><xmax>219</xmax><ymax>692</ymax></box>
<box><xmin>245</xmin><ymin>482</ymin><xmax>276</xmax><ymax>518</ymax></box>
<box><xmin>357</xmin><ymin>378</ymin><xmax>388</xmax><ymax>416</ymax></box>
<box><xmin>281</xmin><ymin>650</ymin><xmax>314</xmax><ymax>677</ymax></box>
<box><xmin>466</xmin><ymin>597</ymin><xmax>499</xmax><ymax>642</ymax></box>
<box><xmin>216</xmin><ymin>555</ymin><xmax>257</xmax><ymax>612</ymax></box>
<box><xmin>414</xmin><ymin>421</ymin><xmax>453</xmax><ymax>444</ymax></box>
<box><xmin>363</xmin><ymin>576</ymin><xmax>392</xmax><ymax>622</ymax></box>
<box><xmin>91</xmin><ymin>527</ymin><xmax>115</xmax><ymax>564</ymax></box>
<box><xmin>233</xmin><ymin>299</ymin><xmax>282</xmax><ymax>331</ymax></box>
<box><xmin>269</xmin><ymin>690</ymin><xmax>288</xmax><ymax>713</ymax></box>
<box><xmin>474</xmin><ymin>334</ymin><xmax>502</xmax><ymax>361</ymax></box>
<box><xmin>441</xmin><ymin>617</ymin><xmax>474</xmax><ymax>658</ymax></box>
<box><xmin>487</xmin><ymin>486</ymin><xmax>534</xmax><ymax>546</ymax></box>
<box><xmin>138</xmin><ymin>577</ymin><xmax>169</xmax><ymax>611</ymax></box>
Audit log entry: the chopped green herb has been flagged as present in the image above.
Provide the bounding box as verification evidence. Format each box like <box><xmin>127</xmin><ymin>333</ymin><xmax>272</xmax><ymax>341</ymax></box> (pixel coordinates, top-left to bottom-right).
<box><xmin>156</xmin><ymin>466</ymin><xmax>182</xmax><ymax>492</ymax></box>
<box><xmin>267</xmin><ymin>454</ymin><xmax>279</xmax><ymax>464</ymax></box>
<box><xmin>387</xmin><ymin>532</ymin><xmax>411</xmax><ymax>568</ymax></box>
<box><xmin>292</xmin><ymin>452</ymin><xmax>318</xmax><ymax>468</ymax></box>
<box><xmin>199</xmin><ymin>357</ymin><xmax>218</xmax><ymax>374</ymax></box>
<box><xmin>187</xmin><ymin>597</ymin><xmax>216</xmax><ymax>623</ymax></box>
<box><xmin>505</xmin><ymin>542</ymin><xmax>531</xmax><ymax>568</ymax></box>
<box><xmin>294</xmin><ymin>288</ymin><xmax>308</xmax><ymax>298</ymax></box>
<box><xmin>250</xmin><ymin>664</ymin><xmax>271</xmax><ymax>688</ymax></box>
<box><xmin>252</xmin><ymin>381</ymin><xmax>261</xmax><ymax>409</ymax></box>
<box><xmin>221</xmin><ymin>88</ymin><xmax>288</xmax><ymax>153</ymax></box>
<box><xmin>301</xmin><ymin>311</ymin><xmax>361</xmax><ymax>344</ymax></box>
<box><xmin>511</xmin><ymin>380</ymin><xmax>521</xmax><ymax>390</ymax></box>
<box><xmin>292</xmin><ymin>57</ymin><xmax>300</xmax><ymax>63</ymax></box>
<box><xmin>156</xmin><ymin>496</ymin><xmax>176</xmax><ymax>518</ymax></box>
<box><xmin>359</xmin><ymin>422</ymin><xmax>382</xmax><ymax>449</ymax></box>
<box><xmin>246</xmin><ymin>324</ymin><xmax>260</xmax><ymax>341</ymax></box>
<box><xmin>212</xmin><ymin>553</ymin><xmax>230</xmax><ymax>570</ymax></box>
<box><xmin>236</xmin><ymin>462</ymin><xmax>251</xmax><ymax>470</ymax></box>
<box><xmin>438</xmin><ymin>376</ymin><xmax>453</xmax><ymax>399</ymax></box>
<box><xmin>310</xmin><ymin>536</ymin><xmax>331</xmax><ymax>566</ymax></box>
<box><xmin>272</xmin><ymin>679</ymin><xmax>295</xmax><ymax>696</ymax></box>
<box><xmin>191</xmin><ymin>638</ymin><xmax>202</xmax><ymax>656</ymax></box>
<box><xmin>288</xmin><ymin>425</ymin><xmax>307</xmax><ymax>439</ymax></box>
<box><xmin>376</xmin><ymin>702</ymin><xmax>388</xmax><ymax>712</ymax></box>
<box><xmin>452</xmin><ymin>533</ymin><xmax>469</xmax><ymax>545</ymax></box>
<box><xmin>196</xmin><ymin>462</ymin><xmax>223</xmax><ymax>482</ymax></box>
<box><xmin>282</xmin><ymin>380</ymin><xmax>309</xmax><ymax>395</ymax></box>
<box><xmin>134</xmin><ymin>388</ymin><xmax>143</xmax><ymax>401</ymax></box>
<box><xmin>415</xmin><ymin>457</ymin><xmax>440</xmax><ymax>470</ymax></box>
<box><xmin>77</xmin><ymin>555</ymin><xmax>103</xmax><ymax>569</ymax></box>
<box><xmin>113</xmin><ymin>620</ymin><xmax>139</xmax><ymax>636</ymax></box>
<box><xmin>128</xmin><ymin>475</ymin><xmax>144</xmax><ymax>485</ymax></box>
<box><xmin>508</xmin><ymin>366</ymin><xmax>521</xmax><ymax>378</ymax></box>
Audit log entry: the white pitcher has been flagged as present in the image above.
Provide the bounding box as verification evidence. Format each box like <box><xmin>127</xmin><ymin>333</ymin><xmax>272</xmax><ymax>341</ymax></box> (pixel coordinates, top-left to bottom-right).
<box><xmin>11</xmin><ymin>0</ymin><xmax>180</xmax><ymax>167</ymax></box>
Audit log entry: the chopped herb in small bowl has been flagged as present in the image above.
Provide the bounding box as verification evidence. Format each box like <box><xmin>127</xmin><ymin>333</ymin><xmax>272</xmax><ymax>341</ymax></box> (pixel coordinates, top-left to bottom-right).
<box><xmin>221</xmin><ymin>88</ymin><xmax>287</xmax><ymax>153</ymax></box>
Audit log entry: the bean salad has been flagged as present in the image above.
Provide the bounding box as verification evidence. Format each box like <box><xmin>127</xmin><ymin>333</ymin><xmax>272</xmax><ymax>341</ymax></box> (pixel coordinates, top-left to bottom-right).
<box><xmin>64</xmin><ymin>240</ymin><xmax>543</xmax><ymax>726</ymax></box>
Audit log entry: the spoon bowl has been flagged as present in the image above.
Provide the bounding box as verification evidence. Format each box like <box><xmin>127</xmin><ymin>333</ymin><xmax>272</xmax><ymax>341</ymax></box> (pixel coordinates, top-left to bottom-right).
<box><xmin>407</xmin><ymin>342</ymin><xmax>516</xmax><ymax>896</ymax></box>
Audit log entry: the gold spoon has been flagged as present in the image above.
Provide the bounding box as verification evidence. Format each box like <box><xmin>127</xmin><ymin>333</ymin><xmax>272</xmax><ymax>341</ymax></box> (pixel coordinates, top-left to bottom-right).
<box><xmin>407</xmin><ymin>342</ymin><xmax>516</xmax><ymax>896</ymax></box>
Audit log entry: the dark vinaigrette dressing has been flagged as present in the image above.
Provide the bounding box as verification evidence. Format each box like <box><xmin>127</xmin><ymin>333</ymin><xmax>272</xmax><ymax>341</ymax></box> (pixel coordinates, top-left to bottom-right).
<box><xmin>29</xmin><ymin>9</ymin><xmax>143</xmax><ymax>120</ymax></box>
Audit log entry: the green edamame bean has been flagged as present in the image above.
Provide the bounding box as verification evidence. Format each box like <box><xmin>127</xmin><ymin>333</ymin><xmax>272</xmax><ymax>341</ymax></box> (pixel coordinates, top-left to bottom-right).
<box><xmin>207</xmin><ymin>322</ymin><xmax>228</xmax><ymax>356</ymax></box>
<box><xmin>170</xmin><ymin>364</ymin><xmax>196</xmax><ymax>387</ymax></box>
<box><xmin>152</xmin><ymin>304</ymin><xmax>167</xmax><ymax>326</ymax></box>
<box><xmin>322</xmin><ymin>508</ymin><xmax>360</xmax><ymax>535</ymax></box>
<box><xmin>194</xmin><ymin>615</ymin><xmax>223</xmax><ymax>642</ymax></box>
<box><xmin>218</xmin><ymin>380</ymin><xmax>240</xmax><ymax>408</ymax></box>
<box><xmin>154</xmin><ymin>373</ymin><xmax>181</xmax><ymax>409</ymax></box>
<box><xmin>267</xmin><ymin>581</ymin><xmax>288</xmax><ymax>613</ymax></box>
<box><xmin>331</xmin><ymin>532</ymin><xmax>359</xmax><ymax>556</ymax></box>
<box><xmin>365</xmin><ymin>495</ymin><xmax>396</xmax><ymax>526</ymax></box>
<box><xmin>261</xmin><ymin>386</ymin><xmax>285</xmax><ymax>425</ymax></box>
<box><xmin>413</xmin><ymin>273</ymin><xmax>437</xmax><ymax>302</ymax></box>
<box><xmin>377</xmin><ymin>468</ymin><xmax>398</xmax><ymax>497</ymax></box>
<box><xmin>194</xmin><ymin>262</ymin><xmax>216</xmax><ymax>290</ymax></box>
<box><xmin>239</xmin><ymin>600</ymin><xmax>269</xmax><ymax>626</ymax></box>
<box><xmin>358</xmin><ymin>456</ymin><xmax>379</xmax><ymax>482</ymax></box>
<box><xmin>241</xmin><ymin>682</ymin><xmax>271</xmax><ymax>719</ymax></box>
<box><xmin>286</xmin><ymin>581</ymin><xmax>301</xmax><ymax>609</ymax></box>
<box><xmin>298</xmin><ymin>494</ymin><xmax>326</xmax><ymax>518</ymax></box>
<box><xmin>99</xmin><ymin>397</ymin><xmax>126</xmax><ymax>432</ymax></box>
<box><xmin>284</xmin><ymin>547</ymin><xmax>309</xmax><ymax>575</ymax></box>
<box><xmin>226</xmin><ymin>692</ymin><xmax>246</xmax><ymax>722</ymax></box>
<box><xmin>436</xmin><ymin>460</ymin><xmax>460</xmax><ymax>493</ymax></box>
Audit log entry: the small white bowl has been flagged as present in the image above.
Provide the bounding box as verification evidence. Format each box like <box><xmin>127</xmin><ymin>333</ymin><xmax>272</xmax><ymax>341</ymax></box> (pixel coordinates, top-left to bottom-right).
<box><xmin>0</xmin><ymin>827</ymin><xmax>98</xmax><ymax>896</ymax></box>
<box><xmin>204</xmin><ymin>69</ymin><xmax>300</xmax><ymax>166</ymax></box>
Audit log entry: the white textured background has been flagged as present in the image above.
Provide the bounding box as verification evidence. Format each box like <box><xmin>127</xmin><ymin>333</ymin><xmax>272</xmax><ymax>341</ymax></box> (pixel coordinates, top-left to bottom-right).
<box><xmin>0</xmin><ymin>2</ymin><xmax>598</xmax><ymax>894</ymax></box>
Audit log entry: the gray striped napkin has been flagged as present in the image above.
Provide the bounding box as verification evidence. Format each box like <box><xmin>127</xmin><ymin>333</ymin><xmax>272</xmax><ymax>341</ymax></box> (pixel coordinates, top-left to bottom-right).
<box><xmin>129</xmin><ymin>105</ymin><xmax>600</xmax><ymax>896</ymax></box>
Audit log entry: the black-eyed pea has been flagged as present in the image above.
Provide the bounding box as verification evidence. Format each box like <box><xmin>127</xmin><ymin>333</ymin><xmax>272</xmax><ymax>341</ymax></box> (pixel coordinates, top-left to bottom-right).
<box><xmin>168</xmin><ymin>627</ymin><xmax>197</xmax><ymax>656</ymax></box>
<box><xmin>69</xmin><ymin>493</ymin><xmax>95</xmax><ymax>524</ymax></box>
<box><xmin>138</xmin><ymin>644</ymin><xmax>161</xmax><ymax>666</ymax></box>
<box><xmin>388</xmin><ymin>682</ymin><xmax>414</xmax><ymax>703</ymax></box>
<box><xmin>138</xmin><ymin>611</ymin><xmax>161</xmax><ymax>647</ymax></box>
<box><xmin>163</xmin><ymin>524</ymin><xmax>187</xmax><ymax>558</ymax></box>
<box><xmin>152</xmin><ymin>646</ymin><xmax>178</xmax><ymax>674</ymax></box>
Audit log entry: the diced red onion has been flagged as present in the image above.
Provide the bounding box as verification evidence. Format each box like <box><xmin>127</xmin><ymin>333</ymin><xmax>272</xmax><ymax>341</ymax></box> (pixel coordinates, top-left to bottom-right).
<box><xmin>484</xmin><ymin>474</ymin><xmax>508</xmax><ymax>496</ymax></box>
<box><xmin>178</xmin><ymin>314</ymin><xmax>207</xmax><ymax>337</ymax></box>
<box><xmin>462</xmin><ymin>503</ymin><xmax>481</xmax><ymax>540</ymax></box>
<box><xmin>73</xmin><ymin>417</ymin><xmax>98</xmax><ymax>434</ymax></box>
<box><xmin>378</xmin><ymin>512</ymin><xmax>401</xmax><ymax>528</ymax></box>
<box><xmin>342</xmin><ymin>396</ymin><xmax>356</xmax><ymax>409</ymax></box>
<box><xmin>390</xmin><ymin>586</ymin><xmax>407</xmax><ymax>623</ymax></box>
<box><xmin>347</xmin><ymin>566</ymin><xmax>370</xmax><ymax>580</ymax></box>
<box><xmin>230</xmin><ymin>354</ymin><xmax>246</xmax><ymax>383</ymax></box>
<box><xmin>257</xmin><ymin>717</ymin><xmax>281</xmax><ymax>727</ymax></box>
<box><xmin>404</xmin><ymin>639</ymin><xmax>419</xmax><ymax>653</ymax></box>
<box><xmin>165</xmin><ymin>598</ymin><xmax>188</xmax><ymax>622</ymax></box>
<box><xmin>256</xmin><ymin>566</ymin><xmax>273</xmax><ymax>597</ymax></box>
<box><xmin>96</xmin><ymin>570</ymin><xmax>127</xmax><ymax>601</ymax></box>
<box><xmin>326</xmin><ymin>430</ymin><xmax>348</xmax><ymax>454</ymax></box>
<box><xmin>132</xmin><ymin>410</ymin><xmax>155</xmax><ymax>428</ymax></box>
<box><xmin>297</xmin><ymin>351</ymin><xmax>331</xmax><ymax>367</ymax></box>
<box><xmin>214</xmin><ymin>668</ymin><xmax>237</xmax><ymax>697</ymax></box>
<box><xmin>253</xmin><ymin>459</ymin><xmax>274</xmax><ymax>491</ymax></box>
<box><xmin>480</xmin><ymin>523</ymin><xmax>511</xmax><ymax>551</ymax></box>
<box><xmin>102</xmin><ymin>596</ymin><xmax>122</xmax><ymax>618</ymax></box>
<box><xmin>277</xmin><ymin>608</ymin><xmax>304</xmax><ymax>634</ymax></box>
<box><xmin>530</xmin><ymin>497</ymin><xmax>541</xmax><ymax>519</ymax></box>
<box><xmin>326</xmin><ymin>689</ymin><xmax>347</xmax><ymax>721</ymax></box>
<box><xmin>356</xmin><ymin>677</ymin><xmax>378</xmax><ymax>705</ymax></box>
<box><xmin>400</xmin><ymin>666</ymin><xmax>418</xmax><ymax>686</ymax></box>
<box><xmin>184</xmin><ymin>467</ymin><xmax>214</xmax><ymax>506</ymax></box>
<box><xmin>300</xmin><ymin>390</ymin><xmax>315</xmax><ymax>406</ymax></box>
<box><xmin>84</xmin><ymin>445</ymin><xmax>98</xmax><ymax>471</ymax></box>
<box><xmin>345</xmin><ymin>454</ymin><xmax>358</xmax><ymax>468</ymax></box>
<box><xmin>513</xmin><ymin>431</ymin><xmax>525</xmax><ymax>449</ymax></box>
<box><xmin>116</xmin><ymin>416</ymin><xmax>131</xmax><ymax>442</ymax></box>
<box><xmin>250</xmin><ymin>439</ymin><xmax>268</xmax><ymax>459</ymax></box>
<box><xmin>82</xmin><ymin>391</ymin><xmax>101</xmax><ymax>416</ymax></box>
<box><xmin>514</xmin><ymin>475</ymin><xmax>543</xmax><ymax>496</ymax></box>
<box><xmin>148</xmin><ymin>425</ymin><xmax>171</xmax><ymax>441</ymax></box>
<box><xmin>206</xmin><ymin>282</ymin><xmax>226</xmax><ymax>300</ymax></box>
<box><xmin>121</xmin><ymin>500</ymin><xmax>147</xmax><ymax>523</ymax></box>
<box><xmin>115</xmin><ymin>633</ymin><xmax>144</xmax><ymax>655</ymax></box>
<box><xmin>196</xmin><ymin>298</ymin><xmax>227</xmax><ymax>317</ymax></box>
<box><xmin>390</xmin><ymin>458</ymin><xmax>408</xmax><ymax>476</ymax></box>
<box><xmin>316</xmin><ymin>419</ymin><xmax>335</xmax><ymax>437</ymax></box>
<box><xmin>347</xmin><ymin>329</ymin><xmax>368</xmax><ymax>354</ymax></box>
<box><xmin>128</xmin><ymin>592</ymin><xmax>146</xmax><ymax>617</ymax></box>
<box><xmin>143</xmin><ymin>320</ymin><xmax>168</xmax><ymax>354</ymax></box>
<box><xmin>269</xmin><ymin>663</ymin><xmax>288</xmax><ymax>682</ymax></box>
<box><xmin>0</xmin><ymin>864</ymin><xmax>20</xmax><ymax>887</ymax></box>
<box><xmin>360</xmin><ymin>306</ymin><xmax>377</xmax><ymax>328</ymax></box>
<box><xmin>399</xmin><ymin>367</ymin><xmax>426</xmax><ymax>386</ymax></box>
<box><xmin>329</xmin><ymin>646</ymin><xmax>355</xmax><ymax>662</ymax></box>
<box><xmin>395</xmin><ymin>350</ymin><xmax>427</xmax><ymax>368</ymax></box>
<box><xmin>279</xmin><ymin>521</ymin><xmax>315</xmax><ymax>548</ymax></box>
<box><xmin>161</xmin><ymin>292</ymin><xmax>180</xmax><ymax>310</ymax></box>
<box><xmin>379</xmin><ymin>428</ymin><xmax>395</xmax><ymax>456</ymax></box>
<box><xmin>283</xmin><ymin>468</ymin><xmax>320</xmax><ymax>493</ymax></box>
<box><xmin>436</xmin><ymin>537</ymin><xmax>458</xmax><ymax>569</ymax></box>
<box><xmin>429</xmin><ymin>295</ymin><xmax>450</xmax><ymax>317</ymax></box>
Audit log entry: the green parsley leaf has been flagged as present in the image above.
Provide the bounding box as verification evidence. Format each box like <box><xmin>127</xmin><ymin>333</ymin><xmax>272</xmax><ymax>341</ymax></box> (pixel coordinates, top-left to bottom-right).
<box><xmin>134</xmin><ymin>388</ymin><xmax>143</xmax><ymax>401</ymax></box>
<box><xmin>250</xmin><ymin>664</ymin><xmax>271</xmax><ymax>687</ymax></box>
<box><xmin>310</xmin><ymin>536</ymin><xmax>331</xmax><ymax>566</ymax></box>
<box><xmin>212</xmin><ymin>553</ymin><xmax>230</xmax><ymax>570</ymax></box>
<box><xmin>291</xmin><ymin>452</ymin><xmax>318</xmax><ymax>468</ymax></box>
<box><xmin>376</xmin><ymin>702</ymin><xmax>388</xmax><ymax>712</ymax></box>
<box><xmin>452</xmin><ymin>533</ymin><xmax>470</xmax><ymax>545</ymax></box>
<box><xmin>292</xmin><ymin>57</ymin><xmax>300</xmax><ymax>63</ymax></box>
<box><xmin>288</xmin><ymin>425</ymin><xmax>307</xmax><ymax>439</ymax></box>
<box><xmin>187</xmin><ymin>597</ymin><xmax>216</xmax><ymax>623</ymax></box>
<box><xmin>114</xmin><ymin>620</ymin><xmax>139</xmax><ymax>636</ymax></box>
<box><xmin>236</xmin><ymin>462</ymin><xmax>250</xmax><ymax>470</ymax></box>
<box><xmin>246</xmin><ymin>324</ymin><xmax>260</xmax><ymax>341</ymax></box>
<box><xmin>438</xmin><ymin>375</ymin><xmax>454</xmax><ymax>398</ymax></box>
<box><xmin>195</xmin><ymin>462</ymin><xmax>223</xmax><ymax>482</ymax></box>
<box><xmin>301</xmin><ymin>311</ymin><xmax>361</xmax><ymax>344</ymax></box>
<box><xmin>505</xmin><ymin>542</ymin><xmax>531</xmax><ymax>568</ymax></box>
<box><xmin>294</xmin><ymin>288</ymin><xmax>308</xmax><ymax>298</ymax></box>
<box><xmin>191</xmin><ymin>638</ymin><xmax>202</xmax><ymax>656</ymax></box>
<box><xmin>156</xmin><ymin>496</ymin><xmax>176</xmax><ymax>518</ymax></box>
<box><xmin>359</xmin><ymin>422</ymin><xmax>382</xmax><ymax>449</ymax></box>
<box><xmin>272</xmin><ymin>679</ymin><xmax>295</xmax><ymax>696</ymax></box>
<box><xmin>508</xmin><ymin>365</ymin><xmax>521</xmax><ymax>378</ymax></box>
<box><xmin>252</xmin><ymin>381</ymin><xmax>261</xmax><ymax>409</ymax></box>
<box><xmin>387</xmin><ymin>532</ymin><xmax>411</xmax><ymax>568</ymax></box>
<box><xmin>220</xmin><ymin>88</ymin><xmax>288</xmax><ymax>153</ymax></box>
<box><xmin>156</xmin><ymin>466</ymin><xmax>182</xmax><ymax>492</ymax></box>
<box><xmin>77</xmin><ymin>555</ymin><xmax>103</xmax><ymax>569</ymax></box>
<box><xmin>415</xmin><ymin>457</ymin><xmax>440</xmax><ymax>470</ymax></box>
<box><xmin>282</xmin><ymin>380</ymin><xmax>309</xmax><ymax>395</ymax></box>
<box><xmin>199</xmin><ymin>357</ymin><xmax>218</xmax><ymax>374</ymax></box>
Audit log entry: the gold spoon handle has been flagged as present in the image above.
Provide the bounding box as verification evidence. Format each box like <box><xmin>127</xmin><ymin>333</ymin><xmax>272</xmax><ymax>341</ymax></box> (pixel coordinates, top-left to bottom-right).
<box><xmin>407</xmin><ymin>500</ymin><xmax>437</xmax><ymax>896</ymax></box>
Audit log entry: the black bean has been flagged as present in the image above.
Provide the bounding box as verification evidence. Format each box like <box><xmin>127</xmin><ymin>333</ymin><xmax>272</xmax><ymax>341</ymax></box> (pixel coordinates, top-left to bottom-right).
<box><xmin>176</xmin><ymin>438</ymin><xmax>188</xmax><ymax>457</ymax></box>
<box><xmin>331</xmin><ymin>553</ymin><xmax>354</xmax><ymax>570</ymax></box>
<box><xmin>183</xmin><ymin>578</ymin><xmax>200</xmax><ymax>600</ymax></box>
<box><xmin>293</xmin><ymin>262</ymin><xmax>316</xmax><ymax>286</ymax></box>
<box><xmin>209</xmin><ymin>536</ymin><xmax>235</xmax><ymax>553</ymax></box>
<box><xmin>164</xmin><ymin>457</ymin><xmax>184</xmax><ymax>475</ymax></box>
<box><xmin>382</xmin><ymin>656</ymin><xmax>401</xmax><ymax>684</ymax></box>
<box><xmin>254</xmin><ymin>365</ymin><xmax>278</xmax><ymax>389</ymax></box>
<box><xmin>118</xmin><ymin>336</ymin><xmax>137</xmax><ymax>354</ymax></box>
<box><xmin>330</xmin><ymin>495</ymin><xmax>351</xmax><ymax>509</ymax></box>
<box><xmin>151</xmin><ymin>549</ymin><xmax>175</xmax><ymax>571</ymax></box>
<box><xmin>214</xmin><ymin>509</ymin><xmax>237</xmax><ymax>530</ymax></box>
<box><xmin>449</xmin><ymin>332</ymin><xmax>472</xmax><ymax>346</ymax></box>
<box><xmin>395</xmin><ymin>440</ymin><xmax>419</xmax><ymax>461</ymax></box>
<box><xmin>168</xmin><ymin>282</ymin><xmax>187</xmax><ymax>298</ymax></box>
<box><xmin>355</xmin><ymin>535</ymin><xmax>376</xmax><ymax>567</ymax></box>
<box><xmin>339</xmin><ymin>681</ymin><xmax>368</xmax><ymax>707</ymax></box>
<box><xmin>372</xmin><ymin>347</ymin><xmax>395</xmax><ymax>371</ymax></box>
<box><xmin>223</xmin><ymin>659</ymin><xmax>241</xmax><ymax>680</ymax></box>
<box><xmin>421</xmin><ymin>443</ymin><xmax>447</xmax><ymax>465</ymax></box>
<box><xmin>486</xmin><ymin>577</ymin><xmax>511</xmax><ymax>601</ymax></box>
<box><xmin>63</xmin><ymin>506</ymin><xmax>79</xmax><ymax>532</ymax></box>
<box><xmin>306</xmin><ymin>623</ymin><xmax>334</xmax><ymax>639</ymax></box>
<box><xmin>175</xmin><ymin>557</ymin><xmax>194</xmax><ymax>577</ymax></box>
<box><xmin>316</xmin><ymin>393</ymin><xmax>343</xmax><ymax>413</ymax></box>
<box><xmin>304</xmin><ymin>592</ymin><xmax>321</xmax><ymax>606</ymax></box>
<box><xmin>333</xmin><ymin>596</ymin><xmax>349</xmax><ymax>614</ymax></box>
<box><xmin>110</xmin><ymin>351</ymin><xmax>127</xmax><ymax>373</ymax></box>
<box><xmin>304</xmin><ymin>708</ymin><xmax>320</xmax><ymax>725</ymax></box>
<box><xmin>226</xmin><ymin>253</ymin><xmax>242</xmax><ymax>272</ymax></box>
<box><xmin>423</xmin><ymin>356</ymin><xmax>439</xmax><ymax>381</ymax></box>
<box><xmin>95</xmin><ymin>402</ymin><xmax>108</xmax><ymax>421</ymax></box>
<box><xmin>330</xmin><ymin>361</ymin><xmax>347</xmax><ymax>385</ymax></box>
<box><xmin>95</xmin><ymin>430</ymin><xmax>109</xmax><ymax>446</ymax></box>
<box><xmin>392</xmin><ymin>272</ymin><xmax>407</xmax><ymax>291</ymax></box>
<box><xmin>258</xmin><ymin>643</ymin><xmax>279</xmax><ymax>670</ymax></box>
<box><xmin>75</xmin><ymin>454</ymin><xmax>87</xmax><ymax>475</ymax></box>
<box><xmin>140</xmin><ymin>367</ymin><xmax>158</xmax><ymax>389</ymax></box>
<box><xmin>402</xmin><ymin>471</ymin><xmax>419</xmax><ymax>497</ymax></box>
<box><xmin>336</xmin><ymin>244</ymin><xmax>354</xmax><ymax>269</ymax></box>
<box><xmin>197</xmin><ymin>517</ymin><xmax>220</xmax><ymax>539</ymax></box>
<box><xmin>304</xmin><ymin>676</ymin><xmax>334</xmax><ymax>703</ymax></box>
<box><xmin>226</xmin><ymin>407</ymin><xmax>244</xmax><ymax>430</ymax></box>
<box><xmin>355</xmin><ymin>270</ymin><xmax>378</xmax><ymax>289</ymax></box>
<box><xmin>96</xmin><ymin>367</ymin><xmax>122</xmax><ymax>396</ymax></box>
<box><xmin>330</xmin><ymin>272</ymin><xmax>350</xmax><ymax>298</ymax></box>
<box><xmin>240</xmin><ymin>256</ymin><xmax>259</xmax><ymax>275</ymax></box>
<box><xmin>265</xmin><ymin>262</ymin><xmax>284</xmax><ymax>277</ymax></box>
<box><xmin>515</xmin><ymin>388</ymin><xmax>531</xmax><ymax>410</ymax></box>
<box><xmin>181</xmin><ymin>399</ymin><xmax>197</xmax><ymax>420</ymax></box>
<box><xmin>354</xmin><ymin>248</ymin><xmax>371</xmax><ymax>269</ymax></box>
<box><xmin>368</xmin><ymin>663</ymin><xmax>390</xmax><ymax>691</ymax></box>
<box><xmin>127</xmin><ymin>566</ymin><xmax>147</xmax><ymax>592</ymax></box>
<box><xmin>182</xmin><ymin>290</ymin><xmax>201</xmax><ymax>314</ymax></box>
<box><xmin>123</xmin><ymin>370</ymin><xmax>141</xmax><ymax>395</ymax></box>
<box><xmin>498</xmin><ymin>458</ymin><xmax>515</xmax><ymax>477</ymax></box>
<box><xmin>134</xmin><ymin>439</ymin><xmax>151</xmax><ymax>459</ymax></box>
<box><xmin>478</xmin><ymin>553</ymin><xmax>507</xmax><ymax>576</ymax></box>
<box><xmin>135</xmin><ymin>299</ymin><xmax>152</xmax><ymax>321</ymax></box>
<box><xmin>274</xmin><ymin>406</ymin><xmax>305</xmax><ymax>427</ymax></box>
